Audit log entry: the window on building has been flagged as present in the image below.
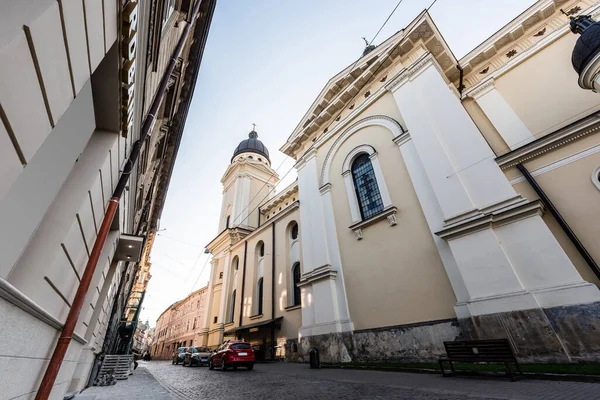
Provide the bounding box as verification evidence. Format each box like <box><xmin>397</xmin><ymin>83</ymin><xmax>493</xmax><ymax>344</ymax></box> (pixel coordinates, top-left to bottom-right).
<box><xmin>258</xmin><ymin>241</ymin><xmax>265</xmax><ymax>257</ymax></box>
<box><xmin>351</xmin><ymin>154</ymin><xmax>384</xmax><ymax>220</ymax></box>
<box><xmin>186</xmin><ymin>320</ymin><xmax>189</xmax><ymax>331</ymax></box>
<box><xmin>213</xmin><ymin>316</ymin><xmax>217</xmax><ymax>323</ymax></box>
<box><xmin>226</xmin><ymin>215</ymin><xmax>230</xmax><ymax>228</ymax></box>
<box><xmin>219</xmin><ymin>272</ymin><xmax>223</xmax><ymax>279</ymax></box>
<box><xmin>197</xmin><ymin>300</ymin><xmax>200</xmax><ymax>309</ymax></box>
<box><xmin>228</xmin><ymin>290</ymin><xmax>236</xmax><ymax>322</ymax></box>
<box><xmin>257</xmin><ymin>278</ymin><xmax>264</xmax><ymax>315</ymax></box>
<box><xmin>233</xmin><ymin>257</ymin><xmax>239</xmax><ymax>271</ymax></box>
<box><xmin>292</xmin><ymin>263</ymin><xmax>301</xmax><ymax>306</ymax></box>
<box><xmin>593</xmin><ymin>166</ymin><xmax>600</xmax><ymax>191</ymax></box>
<box><xmin>290</xmin><ymin>223</ymin><xmax>299</xmax><ymax>240</ymax></box>
<box><xmin>193</xmin><ymin>318</ymin><xmax>197</xmax><ymax>329</ymax></box>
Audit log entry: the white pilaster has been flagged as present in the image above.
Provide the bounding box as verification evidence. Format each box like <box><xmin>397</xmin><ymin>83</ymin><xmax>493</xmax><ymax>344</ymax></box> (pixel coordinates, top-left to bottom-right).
<box><xmin>469</xmin><ymin>79</ymin><xmax>535</xmax><ymax>150</ymax></box>
<box><xmin>201</xmin><ymin>259</ymin><xmax>217</xmax><ymax>335</ymax></box>
<box><xmin>296</xmin><ymin>150</ymin><xmax>353</xmax><ymax>337</ymax></box>
<box><xmin>388</xmin><ymin>54</ymin><xmax>600</xmax><ymax>316</ymax></box>
<box><xmin>217</xmin><ymin>253</ymin><xmax>231</xmax><ymax>326</ymax></box>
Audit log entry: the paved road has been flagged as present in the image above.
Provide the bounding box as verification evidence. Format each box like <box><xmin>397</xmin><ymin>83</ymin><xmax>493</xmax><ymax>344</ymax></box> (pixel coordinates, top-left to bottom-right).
<box><xmin>82</xmin><ymin>360</ymin><xmax>600</xmax><ymax>400</ymax></box>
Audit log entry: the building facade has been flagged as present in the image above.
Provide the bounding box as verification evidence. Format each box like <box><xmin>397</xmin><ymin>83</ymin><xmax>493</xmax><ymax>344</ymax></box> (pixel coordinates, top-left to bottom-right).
<box><xmin>194</xmin><ymin>0</ymin><xmax>600</xmax><ymax>365</ymax></box>
<box><xmin>0</xmin><ymin>0</ymin><xmax>215</xmax><ymax>398</ymax></box>
<box><xmin>152</xmin><ymin>287</ymin><xmax>208</xmax><ymax>359</ymax></box>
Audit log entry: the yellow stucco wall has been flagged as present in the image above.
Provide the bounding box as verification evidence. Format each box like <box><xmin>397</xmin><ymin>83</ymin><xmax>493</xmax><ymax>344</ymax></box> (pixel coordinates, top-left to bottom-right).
<box><xmin>495</xmin><ymin>33</ymin><xmax>600</xmax><ymax>141</ymax></box>
<box><xmin>316</xmin><ymin>94</ymin><xmax>457</xmax><ymax>330</ymax></box>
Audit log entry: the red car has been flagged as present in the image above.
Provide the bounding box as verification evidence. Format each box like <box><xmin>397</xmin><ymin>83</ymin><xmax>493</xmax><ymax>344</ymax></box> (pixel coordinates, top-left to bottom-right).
<box><xmin>209</xmin><ymin>340</ymin><xmax>255</xmax><ymax>371</ymax></box>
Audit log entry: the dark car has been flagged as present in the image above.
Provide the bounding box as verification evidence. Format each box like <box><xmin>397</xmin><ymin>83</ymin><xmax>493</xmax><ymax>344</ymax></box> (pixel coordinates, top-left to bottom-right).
<box><xmin>183</xmin><ymin>346</ymin><xmax>211</xmax><ymax>367</ymax></box>
<box><xmin>172</xmin><ymin>347</ymin><xmax>187</xmax><ymax>365</ymax></box>
<box><xmin>209</xmin><ymin>341</ymin><xmax>255</xmax><ymax>371</ymax></box>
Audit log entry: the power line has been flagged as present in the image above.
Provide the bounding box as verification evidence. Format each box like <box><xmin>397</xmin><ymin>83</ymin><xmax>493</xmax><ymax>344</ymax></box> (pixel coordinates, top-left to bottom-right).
<box><xmin>231</xmin><ymin>2</ymin><xmax>408</xmax><ymax>229</ymax></box>
<box><xmin>189</xmin><ymin>254</ymin><xmax>212</xmax><ymax>293</ymax></box>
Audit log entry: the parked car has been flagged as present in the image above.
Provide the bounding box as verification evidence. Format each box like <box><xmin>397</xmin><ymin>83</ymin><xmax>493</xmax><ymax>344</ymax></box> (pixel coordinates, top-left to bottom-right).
<box><xmin>209</xmin><ymin>340</ymin><xmax>254</xmax><ymax>371</ymax></box>
<box><xmin>172</xmin><ymin>347</ymin><xmax>187</xmax><ymax>365</ymax></box>
<box><xmin>183</xmin><ymin>346</ymin><xmax>211</xmax><ymax>367</ymax></box>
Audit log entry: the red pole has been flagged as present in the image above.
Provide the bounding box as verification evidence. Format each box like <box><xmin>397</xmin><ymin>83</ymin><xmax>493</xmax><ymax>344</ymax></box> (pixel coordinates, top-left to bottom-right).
<box><xmin>35</xmin><ymin>198</ymin><xmax>119</xmax><ymax>399</ymax></box>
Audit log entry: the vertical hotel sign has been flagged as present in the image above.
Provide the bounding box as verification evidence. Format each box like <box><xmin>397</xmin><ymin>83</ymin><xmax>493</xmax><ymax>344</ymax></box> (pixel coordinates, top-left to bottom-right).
<box><xmin>122</xmin><ymin>0</ymin><xmax>138</xmax><ymax>137</ymax></box>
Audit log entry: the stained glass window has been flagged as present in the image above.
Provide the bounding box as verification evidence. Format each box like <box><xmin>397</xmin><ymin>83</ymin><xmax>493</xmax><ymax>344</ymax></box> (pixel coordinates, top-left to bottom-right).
<box><xmin>351</xmin><ymin>154</ymin><xmax>384</xmax><ymax>220</ymax></box>
<box><xmin>292</xmin><ymin>263</ymin><xmax>301</xmax><ymax>306</ymax></box>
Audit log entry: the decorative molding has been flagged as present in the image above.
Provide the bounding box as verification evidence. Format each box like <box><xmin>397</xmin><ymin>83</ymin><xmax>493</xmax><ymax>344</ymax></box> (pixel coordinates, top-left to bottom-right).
<box><xmin>348</xmin><ymin>206</ymin><xmax>398</xmax><ymax>240</ymax></box>
<box><xmin>497</xmin><ymin>114</ymin><xmax>600</xmax><ymax>169</ymax></box>
<box><xmin>342</xmin><ymin>145</ymin><xmax>377</xmax><ymax>172</ymax></box>
<box><xmin>354</xmin><ymin>228</ymin><xmax>363</xmax><ymax>240</ymax></box>
<box><xmin>465</xmin><ymin>77</ymin><xmax>495</xmax><ymax>100</ymax></box>
<box><xmin>387</xmin><ymin>213</ymin><xmax>398</xmax><ymax>226</ymax></box>
<box><xmin>249</xmin><ymin>314</ymin><xmax>263</xmax><ymax>320</ymax></box>
<box><xmin>436</xmin><ymin>200</ymin><xmax>544</xmax><ymax>240</ymax></box>
<box><xmin>319</xmin><ymin>115</ymin><xmax>405</xmax><ymax>186</ymax></box>
<box><xmin>319</xmin><ymin>183</ymin><xmax>332</xmax><ymax>195</ymax></box>
<box><xmin>592</xmin><ymin>165</ymin><xmax>600</xmax><ymax>191</ymax></box>
<box><xmin>0</xmin><ymin>278</ymin><xmax>87</xmax><ymax>344</ymax></box>
<box><xmin>509</xmin><ymin>144</ymin><xmax>600</xmax><ymax>184</ymax></box>
<box><xmin>392</xmin><ymin>131</ymin><xmax>411</xmax><ymax>147</ymax></box>
<box><xmin>294</xmin><ymin>147</ymin><xmax>317</xmax><ymax>171</ymax></box>
<box><xmin>284</xmin><ymin>304</ymin><xmax>302</xmax><ymax>312</ymax></box>
<box><xmin>297</xmin><ymin>264</ymin><xmax>337</xmax><ymax>287</ymax></box>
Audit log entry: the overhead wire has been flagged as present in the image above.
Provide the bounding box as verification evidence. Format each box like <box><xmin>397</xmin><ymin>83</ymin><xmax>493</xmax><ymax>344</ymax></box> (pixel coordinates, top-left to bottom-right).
<box><xmin>229</xmin><ymin>0</ymin><xmax>407</xmax><ymax>228</ymax></box>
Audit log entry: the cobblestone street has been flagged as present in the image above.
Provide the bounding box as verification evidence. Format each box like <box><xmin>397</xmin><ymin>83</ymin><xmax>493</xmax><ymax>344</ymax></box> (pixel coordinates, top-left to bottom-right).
<box><xmin>80</xmin><ymin>360</ymin><xmax>600</xmax><ymax>400</ymax></box>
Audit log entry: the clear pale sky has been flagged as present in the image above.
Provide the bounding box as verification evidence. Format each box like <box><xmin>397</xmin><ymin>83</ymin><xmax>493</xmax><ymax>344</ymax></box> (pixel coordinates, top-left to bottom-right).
<box><xmin>140</xmin><ymin>0</ymin><xmax>536</xmax><ymax>325</ymax></box>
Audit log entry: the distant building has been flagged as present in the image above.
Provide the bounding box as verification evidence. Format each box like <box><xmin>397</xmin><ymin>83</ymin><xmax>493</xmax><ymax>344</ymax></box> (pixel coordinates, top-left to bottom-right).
<box><xmin>0</xmin><ymin>0</ymin><xmax>215</xmax><ymax>398</ymax></box>
<box><xmin>153</xmin><ymin>286</ymin><xmax>209</xmax><ymax>359</ymax></box>
<box><xmin>199</xmin><ymin>0</ymin><xmax>600</xmax><ymax>364</ymax></box>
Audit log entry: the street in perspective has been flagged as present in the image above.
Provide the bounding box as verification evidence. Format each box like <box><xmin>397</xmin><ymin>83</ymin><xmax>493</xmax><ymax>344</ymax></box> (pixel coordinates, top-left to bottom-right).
<box><xmin>2</xmin><ymin>0</ymin><xmax>600</xmax><ymax>399</ymax></box>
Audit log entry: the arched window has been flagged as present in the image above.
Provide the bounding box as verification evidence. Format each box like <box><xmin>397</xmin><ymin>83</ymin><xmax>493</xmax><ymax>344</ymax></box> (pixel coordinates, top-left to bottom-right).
<box><xmin>290</xmin><ymin>223</ymin><xmax>299</xmax><ymax>240</ymax></box>
<box><xmin>351</xmin><ymin>154</ymin><xmax>384</xmax><ymax>220</ymax></box>
<box><xmin>258</xmin><ymin>241</ymin><xmax>265</xmax><ymax>257</ymax></box>
<box><xmin>257</xmin><ymin>278</ymin><xmax>264</xmax><ymax>315</ymax></box>
<box><xmin>292</xmin><ymin>263</ymin><xmax>301</xmax><ymax>306</ymax></box>
<box><xmin>228</xmin><ymin>289</ymin><xmax>236</xmax><ymax>322</ymax></box>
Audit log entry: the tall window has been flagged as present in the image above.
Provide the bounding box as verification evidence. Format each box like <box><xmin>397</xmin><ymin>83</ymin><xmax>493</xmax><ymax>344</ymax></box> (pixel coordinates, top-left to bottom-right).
<box><xmin>290</xmin><ymin>223</ymin><xmax>299</xmax><ymax>240</ymax></box>
<box><xmin>228</xmin><ymin>290</ymin><xmax>236</xmax><ymax>323</ymax></box>
<box><xmin>257</xmin><ymin>278</ymin><xmax>264</xmax><ymax>315</ymax></box>
<box><xmin>351</xmin><ymin>154</ymin><xmax>384</xmax><ymax>220</ymax></box>
<box><xmin>259</xmin><ymin>242</ymin><xmax>265</xmax><ymax>257</ymax></box>
<box><xmin>292</xmin><ymin>263</ymin><xmax>301</xmax><ymax>306</ymax></box>
<box><xmin>226</xmin><ymin>215</ymin><xmax>230</xmax><ymax>228</ymax></box>
<box><xmin>193</xmin><ymin>318</ymin><xmax>197</xmax><ymax>329</ymax></box>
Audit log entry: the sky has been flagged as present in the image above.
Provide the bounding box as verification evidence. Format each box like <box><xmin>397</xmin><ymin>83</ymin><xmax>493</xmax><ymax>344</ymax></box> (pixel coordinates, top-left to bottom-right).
<box><xmin>139</xmin><ymin>0</ymin><xmax>536</xmax><ymax>325</ymax></box>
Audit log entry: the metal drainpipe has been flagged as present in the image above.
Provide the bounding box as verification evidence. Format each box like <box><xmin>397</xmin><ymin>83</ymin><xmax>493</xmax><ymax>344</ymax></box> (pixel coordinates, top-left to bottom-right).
<box><xmin>238</xmin><ymin>241</ymin><xmax>248</xmax><ymax>329</ymax></box>
<box><xmin>516</xmin><ymin>164</ymin><xmax>600</xmax><ymax>281</ymax></box>
<box><xmin>270</xmin><ymin>221</ymin><xmax>276</xmax><ymax>361</ymax></box>
<box><xmin>34</xmin><ymin>1</ymin><xmax>204</xmax><ymax>397</ymax></box>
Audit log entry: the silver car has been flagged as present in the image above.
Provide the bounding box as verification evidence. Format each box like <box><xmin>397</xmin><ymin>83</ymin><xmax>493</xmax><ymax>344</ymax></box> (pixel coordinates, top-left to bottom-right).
<box><xmin>183</xmin><ymin>346</ymin><xmax>211</xmax><ymax>367</ymax></box>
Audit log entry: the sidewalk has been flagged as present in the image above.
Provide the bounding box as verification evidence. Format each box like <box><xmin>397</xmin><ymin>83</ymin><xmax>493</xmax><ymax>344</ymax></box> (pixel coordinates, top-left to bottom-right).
<box><xmin>75</xmin><ymin>366</ymin><xmax>173</xmax><ymax>400</ymax></box>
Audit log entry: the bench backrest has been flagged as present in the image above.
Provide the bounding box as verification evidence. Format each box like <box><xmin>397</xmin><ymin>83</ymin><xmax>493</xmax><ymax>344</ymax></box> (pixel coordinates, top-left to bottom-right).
<box><xmin>443</xmin><ymin>339</ymin><xmax>516</xmax><ymax>361</ymax></box>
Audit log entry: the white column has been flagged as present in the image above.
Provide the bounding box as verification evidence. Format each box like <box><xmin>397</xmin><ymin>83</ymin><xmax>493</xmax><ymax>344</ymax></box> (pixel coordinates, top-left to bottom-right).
<box><xmin>469</xmin><ymin>79</ymin><xmax>535</xmax><ymax>150</ymax></box>
<box><xmin>388</xmin><ymin>54</ymin><xmax>600</xmax><ymax>316</ymax></box>
<box><xmin>217</xmin><ymin>253</ymin><xmax>231</xmax><ymax>326</ymax></box>
<box><xmin>200</xmin><ymin>259</ymin><xmax>217</xmax><ymax>338</ymax></box>
<box><xmin>296</xmin><ymin>150</ymin><xmax>353</xmax><ymax>336</ymax></box>
<box><xmin>297</xmin><ymin>150</ymin><xmax>330</xmax><ymax>272</ymax></box>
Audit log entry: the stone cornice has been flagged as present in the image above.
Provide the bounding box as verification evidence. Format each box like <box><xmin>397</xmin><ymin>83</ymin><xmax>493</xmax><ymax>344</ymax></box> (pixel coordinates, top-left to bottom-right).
<box><xmin>297</xmin><ymin>264</ymin><xmax>337</xmax><ymax>287</ymax></box>
<box><xmin>496</xmin><ymin>113</ymin><xmax>600</xmax><ymax>169</ymax></box>
<box><xmin>260</xmin><ymin>182</ymin><xmax>299</xmax><ymax>214</ymax></box>
<box><xmin>436</xmin><ymin>200</ymin><xmax>544</xmax><ymax>240</ymax></box>
<box><xmin>392</xmin><ymin>131</ymin><xmax>411</xmax><ymax>147</ymax></box>
<box><xmin>465</xmin><ymin>77</ymin><xmax>495</xmax><ymax>100</ymax></box>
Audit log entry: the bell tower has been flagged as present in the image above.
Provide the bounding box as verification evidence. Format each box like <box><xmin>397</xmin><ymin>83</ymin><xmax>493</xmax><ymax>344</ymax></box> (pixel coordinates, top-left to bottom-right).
<box><xmin>219</xmin><ymin>128</ymin><xmax>278</xmax><ymax>231</ymax></box>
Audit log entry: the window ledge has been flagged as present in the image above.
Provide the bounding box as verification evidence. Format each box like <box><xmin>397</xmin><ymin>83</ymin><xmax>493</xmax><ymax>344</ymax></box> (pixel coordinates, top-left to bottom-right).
<box><xmin>224</xmin><ymin>322</ymin><xmax>234</xmax><ymax>327</ymax></box>
<box><xmin>249</xmin><ymin>314</ymin><xmax>263</xmax><ymax>320</ymax></box>
<box><xmin>285</xmin><ymin>304</ymin><xmax>301</xmax><ymax>312</ymax></box>
<box><xmin>348</xmin><ymin>206</ymin><xmax>397</xmax><ymax>240</ymax></box>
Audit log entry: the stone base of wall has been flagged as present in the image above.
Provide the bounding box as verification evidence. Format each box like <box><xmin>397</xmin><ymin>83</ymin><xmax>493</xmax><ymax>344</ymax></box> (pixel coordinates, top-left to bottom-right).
<box><xmin>460</xmin><ymin>301</ymin><xmax>600</xmax><ymax>363</ymax></box>
<box><xmin>299</xmin><ymin>318</ymin><xmax>461</xmax><ymax>364</ymax></box>
<box><xmin>297</xmin><ymin>302</ymin><xmax>600</xmax><ymax>364</ymax></box>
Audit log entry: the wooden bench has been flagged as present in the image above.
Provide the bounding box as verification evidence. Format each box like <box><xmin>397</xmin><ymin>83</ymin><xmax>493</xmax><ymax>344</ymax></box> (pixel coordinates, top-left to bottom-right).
<box><xmin>439</xmin><ymin>339</ymin><xmax>523</xmax><ymax>381</ymax></box>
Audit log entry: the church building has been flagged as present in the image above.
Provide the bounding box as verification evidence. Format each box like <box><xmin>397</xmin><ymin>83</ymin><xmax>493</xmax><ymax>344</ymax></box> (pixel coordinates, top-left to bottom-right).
<box><xmin>199</xmin><ymin>0</ymin><xmax>600</xmax><ymax>363</ymax></box>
